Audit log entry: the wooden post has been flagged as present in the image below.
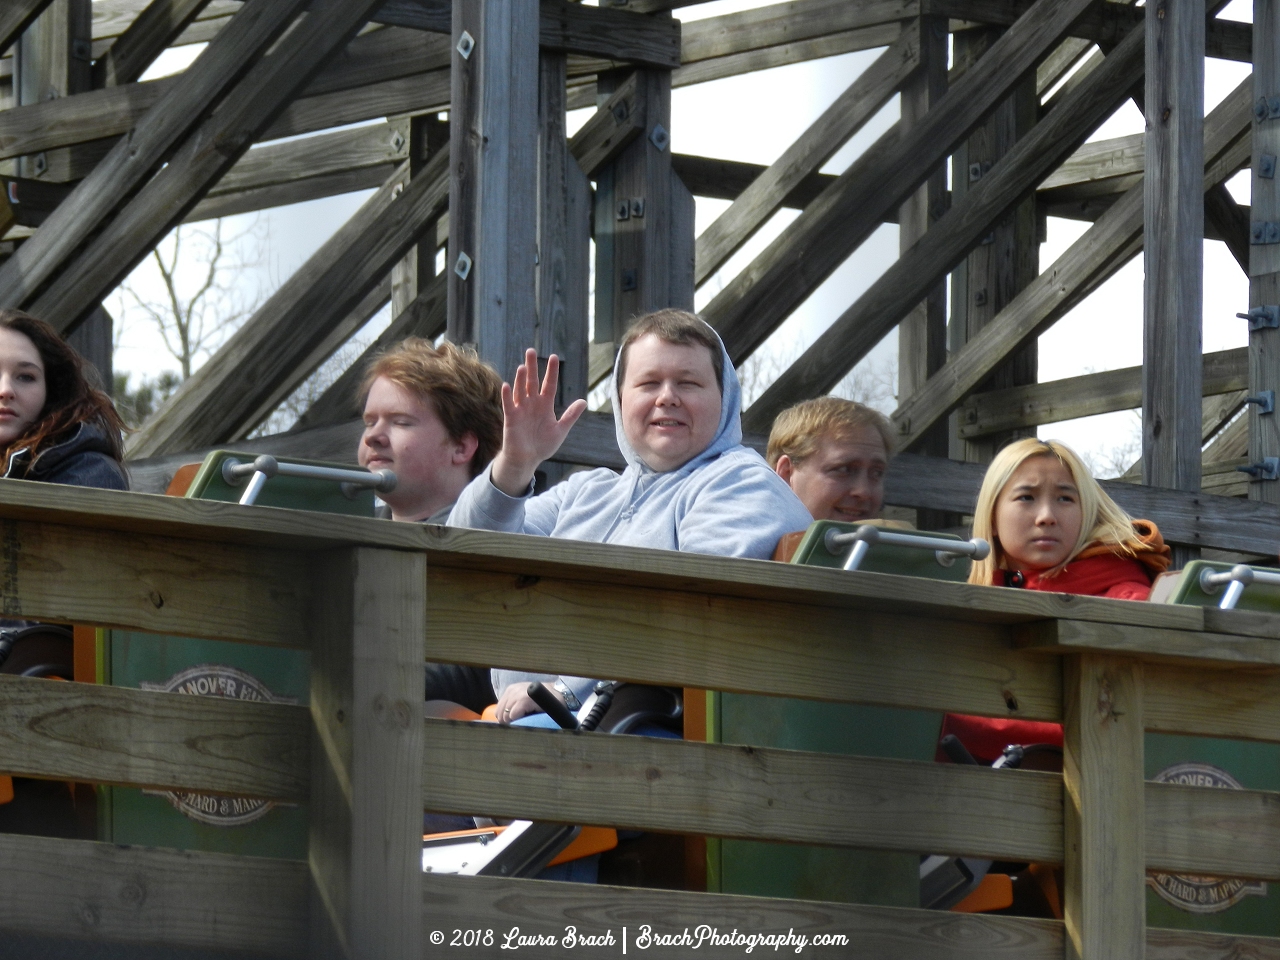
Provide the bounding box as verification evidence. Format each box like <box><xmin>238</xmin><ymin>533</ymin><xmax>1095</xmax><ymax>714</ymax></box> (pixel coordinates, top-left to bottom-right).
<box><xmin>594</xmin><ymin>63</ymin><xmax>694</xmax><ymax>346</ymax></box>
<box><xmin>948</xmin><ymin>26</ymin><xmax>1040</xmax><ymax>464</ymax></box>
<box><xmin>447</xmin><ymin>0</ymin><xmax>539</xmax><ymax>380</ymax></box>
<box><xmin>1249</xmin><ymin>0</ymin><xmax>1280</xmax><ymax>506</ymax></box>
<box><xmin>536</xmin><ymin>51</ymin><xmax>590</xmax><ymax>408</ymax></box>
<box><xmin>897</xmin><ymin>15</ymin><xmax>949</xmax><ymax>527</ymax></box>
<box><xmin>1062</xmin><ymin>654</ymin><xmax>1145</xmax><ymax>960</ymax></box>
<box><xmin>309</xmin><ymin>547</ymin><xmax>425</xmax><ymax>960</ymax></box>
<box><xmin>1143</xmin><ymin>0</ymin><xmax>1204</xmax><ymax>568</ymax></box>
<box><xmin>391</xmin><ymin>115</ymin><xmax>448</xmax><ymax>319</ymax></box>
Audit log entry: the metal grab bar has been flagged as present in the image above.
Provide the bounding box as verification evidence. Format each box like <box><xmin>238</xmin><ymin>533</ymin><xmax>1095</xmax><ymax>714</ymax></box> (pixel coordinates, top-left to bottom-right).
<box><xmin>222</xmin><ymin>455</ymin><xmax>397</xmax><ymax>506</ymax></box>
<box><xmin>824</xmin><ymin>524</ymin><xmax>991</xmax><ymax>573</ymax></box>
<box><xmin>1198</xmin><ymin>563</ymin><xmax>1280</xmax><ymax>610</ymax></box>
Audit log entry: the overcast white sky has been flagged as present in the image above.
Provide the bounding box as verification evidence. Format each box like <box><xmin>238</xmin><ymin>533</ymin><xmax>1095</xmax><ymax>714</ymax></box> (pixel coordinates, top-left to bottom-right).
<box><xmin>105</xmin><ymin>0</ymin><xmax>1256</xmax><ymax>471</ymax></box>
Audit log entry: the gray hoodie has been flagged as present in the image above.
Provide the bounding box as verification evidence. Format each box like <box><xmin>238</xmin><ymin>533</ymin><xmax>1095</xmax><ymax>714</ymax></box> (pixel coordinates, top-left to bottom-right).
<box><xmin>449</xmin><ymin>325</ymin><xmax>813</xmax><ymax>706</ymax></box>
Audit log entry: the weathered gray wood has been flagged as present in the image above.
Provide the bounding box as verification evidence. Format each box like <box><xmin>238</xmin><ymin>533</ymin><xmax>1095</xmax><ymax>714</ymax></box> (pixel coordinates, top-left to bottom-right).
<box><xmin>703</xmin><ymin>0</ymin><xmax>1098</xmax><ymax>367</ymax></box>
<box><xmin>537</xmin><ymin>51</ymin><xmax>591</xmax><ymax>407</ymax></box>
<box><xmin>15</xmin><ymin>0</ymin><xmax>93</xmax><ymax>183</ymax></box>
<box><xmin>424</xmin><ymin>719</ymin><xmax>1063</xmax><ymax>862</ymax></box>
<box><xmin>128</xmin><ymin>152</ymin><xmax>448</xmax><ymax>456</ymax></box>
<box><xmin>1063</xmin><ymin>655</ymin><xmax>1145</xmax><ymax>960</ymax></box>
<box><xmin>93</xmin><ymin>0</ymin><xmax>212</xmax><ymax>86</ymax></box>
<box><xmin>448</xmin><ymin>0</ymin><xmax>540</xmax><ymax>380</ymax></box>
<box><xmin>897</xmin><ymin>14</ymin><xmax>949</xmax><ymax>482</ymax></box>
<box><xmin>1146</xmin><ymin>928</ymin><xmax>1280</xmax><ymax>960</ymax></box>
<box><xmin>423</xmin><ymin>872</ymin><xmax>1066</xmax><ymax>959</ymax></box>
<box><xmin>593</xmin><ymin>66</ymin><xmax>677</xmax><ymax>342</ymax></box>
<box><xmin>1143</xmin><ymin>0</ymin><xmax>1205</xmax><ymax>540</ymax></box>
<box><xmin>0</xmin><ymin>0</ymin><xmax>309</xmax><ymax>314</ymax></box>
<box><xmin>696</xmin><ymin>24</ymin><xmax>920</xmax><ymax>286</ymax></box>
<box><xmin>0</xmin><ymin>0</ymin><xmax>55</xmax><ymax>58</ymax></box>
<box><xmin>309</xmin><ymin>548</ymin><xmax>424</xmax><ymax>960</ymax></box>
<box><xmin>0</xmin><ymin>833</ymin><xmax>308</xmax><ymax>955</ymax></box>
<box><xmin>0</xmin><ymin>673</ymin><xmax>307</xmax><ymax>800</ymax></box>
<box><xmin>294</xmin><ymin>273</ymin><xmax>448</xmax><ymax>434</ymax></box>
<box><xmin>958</xmin><ymin>348</ymin><xmax>1248</xmax><ymax>438</ymax></box>
<box><xmin>892</xmin><ymin>75</ymin><xmax>1252</xmax><ymax>452</ymax></box>
<box><xmin>186</xmin><ymin>163</ymin><xmax>397</xmax><ymax>224</ymax></box>
<box><xmin>1251</xmin><ymin>1</ymin><xmax>1280</xmax><ymax>508</ymax></box>
<box><xmin>742</xmin><ymin>17</ymin><xmax>1146</xmax><ymax>432</ymax></box>
<box><xmin>566</xmin><ymin>70</ymin><xmax>646</xmax><ymax>179</ymax></box>
<box><xmin>539</xmin><ymin>0</ymin><xmax>680</xmax><ymax>69</ymax></box>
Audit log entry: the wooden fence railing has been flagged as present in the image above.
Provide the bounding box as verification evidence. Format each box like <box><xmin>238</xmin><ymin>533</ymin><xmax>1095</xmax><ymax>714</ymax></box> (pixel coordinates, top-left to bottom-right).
<box><xmin>0</xmin><ymin>483</ymin><xmax>1277</xmax><ymax>958</ymax></box>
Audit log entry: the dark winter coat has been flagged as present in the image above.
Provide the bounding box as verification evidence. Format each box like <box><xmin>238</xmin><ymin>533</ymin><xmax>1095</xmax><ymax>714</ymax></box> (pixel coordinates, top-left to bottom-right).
<box><xmin>3</xmin><ymin>422</ymin><xmax>128</xmax><ymax>491</ymax></box>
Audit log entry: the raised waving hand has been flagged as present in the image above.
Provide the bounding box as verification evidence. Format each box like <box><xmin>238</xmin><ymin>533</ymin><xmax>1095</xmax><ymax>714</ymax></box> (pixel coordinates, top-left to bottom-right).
<box><xmin>489</xmin><ymin>349</ymin><xmax>587</xmax><ymax>496</ymax></box>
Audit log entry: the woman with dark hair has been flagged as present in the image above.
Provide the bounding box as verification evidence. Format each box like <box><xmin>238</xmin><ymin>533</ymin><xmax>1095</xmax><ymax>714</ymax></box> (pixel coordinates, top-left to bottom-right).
<box><xmin>0</xmin><ymin>309</ymin><xmax>127</xmax><ymax>490</ymax></box>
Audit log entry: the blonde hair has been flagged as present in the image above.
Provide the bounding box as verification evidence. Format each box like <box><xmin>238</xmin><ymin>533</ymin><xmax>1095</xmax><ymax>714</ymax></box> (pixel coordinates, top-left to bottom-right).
<box><xmin>968</xmin><ymin>438</ymin><xmax>1140</xmax><ymax>586</ymax></box>
<box><xmin>766</xmin><ymin>396</ymin><xmax>894</xmax><ymax>468</ymax></box>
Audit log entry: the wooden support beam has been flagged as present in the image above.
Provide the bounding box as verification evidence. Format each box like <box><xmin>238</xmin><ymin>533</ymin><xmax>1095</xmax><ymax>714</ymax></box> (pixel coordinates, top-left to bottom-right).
<box><xmin>294</xmin><ymin>273</ymin><xmax>448</xmax><ymax>434</ymax></box>
<box><xmin>93</xmin><ymin>0</ymin><xmax>213</xmax><ymax>87</ymax></box>
<box><xmin>893</xmin><ymin>76</ymin><xmax>1251</xmax><ymax>452</ymax></box>
<box><xmin>958</xmin><ymin>348</ymin><xmax>1248</xmax><ymax>438</ymax></box>
<box><xmin>1143</xmin><ymin>0</ymin><xmax>1206</xmax><ymax>534</ymax></box>
<box><xmin>14</xmin><ymin>0</ymin><xmax>93</xmax><ymax>183</ymax></box>
<box><xmin>567</xmin><ymin>71</ymin><xmax>646</xmax><ymax>179</ymax></box>
<box><xmin>703</xmin><ymin>0</ymin><xmax>1098</xmax><ymax>369</ymax></box>
<box><xmin>743</xmin><ymin>16</ymin><xmax>1146</xmax><ymax>433</ymax></box>
<box><xmin>0</xmin><ymin>0</ymin><xmax>55</xmax><ymax>58</ymax></box>
<box><xmin>0</xmin><ymin>674</ymin><xmax>308</xmax><ymax>800</ymax></box>
<box><xmin>128</xmin><ymin>152</ymin><xmax>449</xmax><ymax>456</ymax></box>
<box><xmin>448</xmin><ymin>0</ymin><xmax>540</xmax><ymax>379</ymax></box>
<box><xmin>0</xmin><ymin>833</ymin><xmax>308</xmax><ymax>956</ymax></box>
<box><xmin>695</xmin><ymin>24</ymin><xmax>920</xmax><ymax>286</ymax></box>
<box><xmin>537</xmin><ymin>50</ymin><xmax>591</xmax><ymax>409</ymax></box>
<box><xmin>0</xmin><ymin>0</ymin><xmax>310</xmax><ymax>316</ymax></box>
<box><xmin>29</xmin><ymin>0</ymin><xmax>393</xmax><ymax>337</ymax></box>
<box><xmin>897</xmin><ymin>14</ymin><xmax>950</xmax><ymax>477</ymax></box>
<box><xmin>1250</xmin><ymin>2</ymin><xmax>1280</xmax><ymax>507</ymax></box>
<box><xmin>308</xmin><ymin>548</ymin><xmax>424</xmax><ymax>959</ymax></box>
<box><xmin>1062</xmin><ymin>655</ymin><xmax>1145</xmax><ymax>960</ymax></box>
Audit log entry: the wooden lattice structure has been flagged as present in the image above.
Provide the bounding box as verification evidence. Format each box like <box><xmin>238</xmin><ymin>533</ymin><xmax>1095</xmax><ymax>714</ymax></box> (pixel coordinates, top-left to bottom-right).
<box><xmin>0</xmin><ymin>0</ymin><xmax>1279</xmax><ymax>957</ymax></box>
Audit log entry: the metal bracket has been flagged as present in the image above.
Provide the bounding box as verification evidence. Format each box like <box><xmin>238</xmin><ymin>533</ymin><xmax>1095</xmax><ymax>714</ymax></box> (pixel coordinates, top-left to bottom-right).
<box><xmin>1251</xmin><ymin>221</ymin><xmax>1280</xmax><ymax>245</ymax></box>
<box><xmin>389</xmin><ymin>128</ymin><xmax>407</xmax><ymax>154</ymax></box>
<box><xmin>1262</xmin><ymin>154</ymin><xmax>1278</xmax><ymax>179</ymax></box>
<box><xmin>1237</xmin><ymin>457</ymin><xmax>1280</xmax><ymax>481</ymax></box>
<box><xmin>1237</xmin><ymin>305</ymin><xmax>1280</xmax><ymax>330</ymax></box>
<box><xmin>629</xmin><ymin>197</ymin><xmax>645</xmax><ymax>218</ymax></box>
<box><xmin>1255</xmin><ymin>96</ymin><xmax>1280</xmax><ymax>121</ymax></box>
<box><xmin>611</xmin><ymin>100</ymin><xmax>629</xmax><ymax>124</ymax></box>
<box><xmin>454</xmin><ymin>252</ymin><xmax>473</xmax><ymax>280</ymax></box>
<box><xmin>649</xmin><ymin>124</ymin><xmax>670</xmax><ymax>151</ymax></box>
<box><xmin>71</xmin><ymin>39</ymin><xmax>91</xmax><ymax>62</ymax></box>
<box><xmin>456</xmin><ymin>31</ymin><xmax>475</xmax><ymax>59</ymax></box>
<box><xmin>1246</xmin><ymin>391</ymin><xmax>1276</xmax><ymax>414</ymax></box>
<box><xmin>616</xmin><ymin>200</ymin><xmax>629</xmax><ymax>221</ymax></box>
<box><xmin>621</xmin><ymin>269</ymin><xmax>638</xmax><ymax>292</ymax></box>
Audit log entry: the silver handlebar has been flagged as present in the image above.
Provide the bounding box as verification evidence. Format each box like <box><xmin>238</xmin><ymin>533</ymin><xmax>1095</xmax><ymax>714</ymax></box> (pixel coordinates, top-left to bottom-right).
<box><xmin>824</xmin><ymin>524</ymin><xmax>991</xmax><ymax>573</ymax></box>
<box><xmin>1198</xmin><ymin>563</ymin><xmax>1280</xmax><ymax>610</ymax></box>
<box><xmin>222</xmin><ymin>455</ymin><xmax>397</xmax><ymax>506</ymax></box>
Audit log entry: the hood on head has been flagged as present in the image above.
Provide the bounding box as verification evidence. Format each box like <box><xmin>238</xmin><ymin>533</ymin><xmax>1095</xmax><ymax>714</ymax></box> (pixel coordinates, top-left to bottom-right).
<box><xmin>610</xmin><ymin>319</ymin><xmax>743</xmax><ymax>473</ymax></box>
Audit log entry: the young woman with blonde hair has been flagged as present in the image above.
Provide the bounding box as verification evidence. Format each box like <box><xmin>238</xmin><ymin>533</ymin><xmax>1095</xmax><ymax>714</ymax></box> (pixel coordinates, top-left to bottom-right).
<box><xmin>968</xmin><ymin>437</ymin><xmax>1169</xmax><ymax>600</ymax></box>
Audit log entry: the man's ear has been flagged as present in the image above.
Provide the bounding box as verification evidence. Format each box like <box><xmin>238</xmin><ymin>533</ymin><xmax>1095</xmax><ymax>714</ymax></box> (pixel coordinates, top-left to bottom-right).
<box><xmin>774</xmin><ymin>455</ymin><xmax>794</xmax><ymax>484</ymax></box>
<box><xmin>453</xmin><ymin>432</ymin><xmax>480</xmax><ymax>466</ymax></box>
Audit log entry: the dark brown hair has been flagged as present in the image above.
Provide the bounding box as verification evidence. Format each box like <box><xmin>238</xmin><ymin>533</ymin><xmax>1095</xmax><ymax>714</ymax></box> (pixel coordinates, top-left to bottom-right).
<box><xmin>0</xmin><ymin>309</ymin><xmax>125</xmax><ymax>466</ymax></box>
<box><xmin>616</xmin><ymin>309</ymin><xmax>725</xmax><ymax>395</ymax></box>
<box><xmin>358</xmin><ymin>338</ymin><xmax>503</xmax><ymax>477</ymax></box>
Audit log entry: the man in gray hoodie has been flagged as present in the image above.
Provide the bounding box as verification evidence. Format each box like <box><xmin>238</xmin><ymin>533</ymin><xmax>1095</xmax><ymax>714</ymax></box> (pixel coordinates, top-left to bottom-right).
<box><xmin>449</xmin><ymin>309</ymin><xmax>813</xmax><ymax>724</ymax></box>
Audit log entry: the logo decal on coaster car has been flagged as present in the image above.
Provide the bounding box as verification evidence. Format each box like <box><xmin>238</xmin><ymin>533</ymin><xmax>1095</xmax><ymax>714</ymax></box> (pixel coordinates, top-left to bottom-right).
<box><xmin>1146</xmin><ymin>762</ymin><xmax>1267</xmax><ymax>914</ymax></box>
<box><xmin>141</xmin><ymin>665</ymin><xmax>297</xmax><ymax>827</ymax></box>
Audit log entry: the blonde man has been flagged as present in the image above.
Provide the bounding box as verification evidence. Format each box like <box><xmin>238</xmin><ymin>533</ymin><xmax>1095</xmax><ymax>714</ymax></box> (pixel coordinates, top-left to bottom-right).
<box><xmin>767</xmin><ymin>397</ymin><xmax>894</xmax><ymax>522</ymax></box>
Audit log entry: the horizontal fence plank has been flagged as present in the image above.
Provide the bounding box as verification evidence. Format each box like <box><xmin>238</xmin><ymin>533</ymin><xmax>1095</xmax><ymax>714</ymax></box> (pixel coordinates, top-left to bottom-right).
<box><xmin>0</xmin><ymin>833</ymin><xmax>307</xmax><ymax>956</ymax></box>
<box><xmin>0</xmin><ymin>516</ymin><xmax>312</xmax><ymax>646</ymax></box>
<box><xmin>425</xmin><ymin>565</ymin><xmax>1063</xmax><ymax>721</ymax></box>
<box><xmin>1145</xmin><ymin>662</ymin><xmax>1280</xmax><ymax>744</ymax></box>
<box><xmin>0</xmin><ymin>675</ymin><xmax>308</xmax><ymax>800</ymax></box>
<box><xmin>422</xmin><ymin>720</ymin><xmax>1063</xmax><ymax>863</ymax></box>
<box><xmin>1016</xmin><ymin>618</ymin><xmax>1280</xmax><ymax>666</ymax></box>
<box><xmin>1146</xmin><ymin>927</ymin><xmax>1280</xmax><ymax>959</ymax></box>
<box><xmin>1146</xmin><ymin>780</ymin><xmax>1280</xmax><ymax>881</ymax></box>
<box><xmin>421</xmin><ymin>872</ymin><xmax>1065</xmax><ymax>960</ymax></box>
